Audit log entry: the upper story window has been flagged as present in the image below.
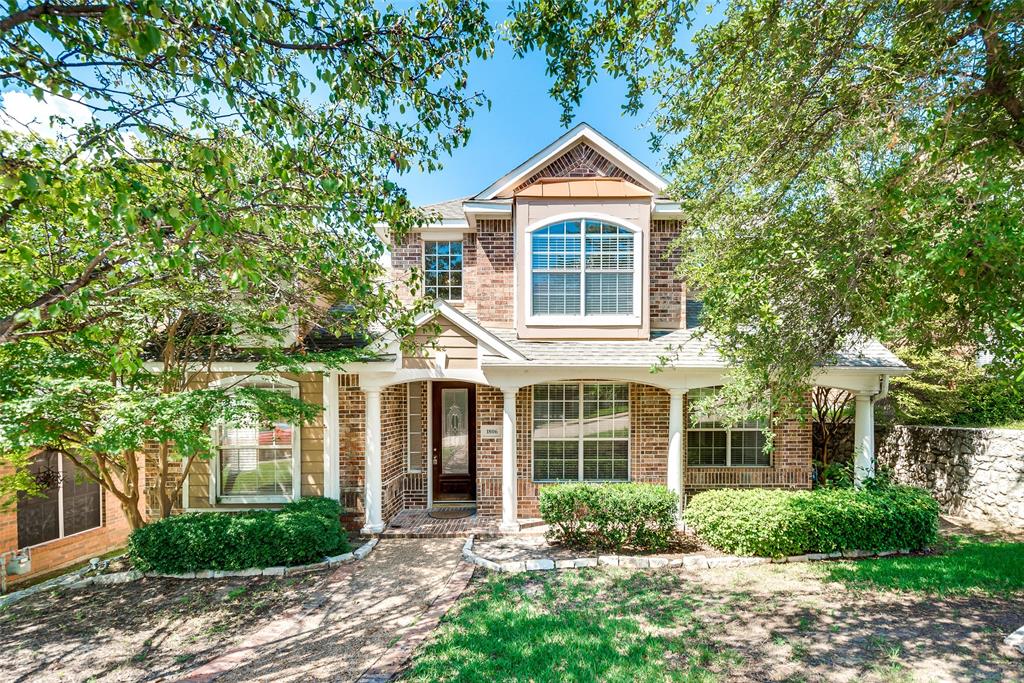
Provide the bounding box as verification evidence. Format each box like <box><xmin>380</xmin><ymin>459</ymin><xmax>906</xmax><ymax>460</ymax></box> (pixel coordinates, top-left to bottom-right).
<box><xmin>530</xmin><ymin>219</ymin><xmax>638</xmax><ymax>320</ymax></box>
<box><xmin>424</xmin><ymin>240</ymin><xmax>463</xmax><ymax>301</ymax></box>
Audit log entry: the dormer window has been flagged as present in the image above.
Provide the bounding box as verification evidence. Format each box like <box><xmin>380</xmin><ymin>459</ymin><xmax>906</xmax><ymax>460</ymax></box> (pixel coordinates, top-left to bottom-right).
<box><xmin>528</xmin><ymin>218</ymin><xmax>640</xmax><ymax>322</ymax></box>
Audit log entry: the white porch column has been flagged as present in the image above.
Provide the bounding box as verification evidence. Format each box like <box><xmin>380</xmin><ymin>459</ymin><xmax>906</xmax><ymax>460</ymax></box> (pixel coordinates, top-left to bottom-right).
<box><xmin>853</xmin><ymin>391</ymin><xmax>875</xmax><ymax>487</ymax></box>
<box><xmin>499</xmin><ymin>387</ymin><xmax>520</xmax><ymax>533</ymax></box>
<box><xmin>362</xmin><ymin>387</ymin><xmax>384</xmax><ymax>534</ymax></box>
<box><xmin>322</xmin><ymin>371</ymin><xmax>340</xmax><ymax>501</ymax></box>
<box><xmin>667</xmin><ymin>388</ymin><xmax>685</xmax><ymax>518</ymax></box>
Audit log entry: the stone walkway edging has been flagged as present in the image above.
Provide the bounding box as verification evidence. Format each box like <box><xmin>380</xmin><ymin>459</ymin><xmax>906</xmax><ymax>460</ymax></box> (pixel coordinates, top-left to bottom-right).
<box><xmin>1</xmin><ymin>539</ymin><xmax>379</xmax><ymax>608</ymax></box>
<box><xmin>462</xmin><ymin>535</ymin><xmax>916</xmax><ymax>573</ymax></box>
<box><xmin>1006</xmin><ymin>624</ymin><xmax>1024</xmax><ymax>654</ymax></box>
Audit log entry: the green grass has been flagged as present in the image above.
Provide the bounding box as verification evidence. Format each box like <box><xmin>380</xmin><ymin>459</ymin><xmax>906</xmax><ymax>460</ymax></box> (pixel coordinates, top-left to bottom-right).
<box><xmin>403</xmin><ymin>570</ymin><xmax>741</xmax><ymax>682</ymax></box>
<box><xmin>816</xmin><ymin>537</ymin><xmax>1024</xmax><ymax>596</ymax></box>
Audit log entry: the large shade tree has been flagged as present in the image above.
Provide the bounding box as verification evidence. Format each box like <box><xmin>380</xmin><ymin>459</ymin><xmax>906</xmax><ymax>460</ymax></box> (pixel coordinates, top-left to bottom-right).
<box><xmin>0</xmin><ymin>0</ymin><xmax>492</xmax><ymax>523</ymax></box>
<box><xmin>508</xmin><ymin>0</ymin><xmax>1024</xmax><ymax>417</ymax></box>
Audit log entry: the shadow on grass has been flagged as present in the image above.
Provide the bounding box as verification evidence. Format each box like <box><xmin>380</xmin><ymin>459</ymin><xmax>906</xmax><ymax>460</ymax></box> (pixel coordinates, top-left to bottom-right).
<box><xmin>818</xmin><ymin>538</ymin><xmax>1024</xmax><ymax>596</ymax></box>
<box><xmin>403</xmin><ymin>570</ymin><xmax>734</xmax><ymax>682</ymax></box>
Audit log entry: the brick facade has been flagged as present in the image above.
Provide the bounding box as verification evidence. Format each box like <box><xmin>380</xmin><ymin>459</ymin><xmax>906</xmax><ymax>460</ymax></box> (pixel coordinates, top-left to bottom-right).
<box><xmin>475</xmin><ymin>220</ymin><xmax>514</xmax><ymax>327</ymax></box>
<box><xmin>650</xmin><ymin>220</ymin><xmax>688</xmax><ymax>329</ymax></box>
<box><xmin>683</xmin><ymin>394</ymin><xmax>813</xmax><ymax>495</ymax></box>
<box><xmin>380</xmin><ymin>384</ymin><xmax>407</xmax><ymax>523</ymax></box>
<box><xmin>338</xmin><ymin>373</ymin><xmax>366</xmax><ymax>528</ymax></box>
<box><xmin>447</xmin><ymin>382</ymin><xmax>813</xmax><ymax>519</ymax></box>
<box><xmin>510</xmin><ymin>141</ymin><xmax>645</xmax><ymax>193</ymax></box>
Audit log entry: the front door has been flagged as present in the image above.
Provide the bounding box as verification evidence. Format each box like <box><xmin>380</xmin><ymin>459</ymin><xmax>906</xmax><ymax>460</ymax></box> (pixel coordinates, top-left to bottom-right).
<box><xmin>431</xmin><ymin>382</ymin><xmax>476</xmax><ymax>501</ymax></box>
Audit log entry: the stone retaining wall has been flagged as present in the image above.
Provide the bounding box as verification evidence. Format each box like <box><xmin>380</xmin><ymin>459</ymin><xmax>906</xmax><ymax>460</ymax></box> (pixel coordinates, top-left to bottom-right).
<box><xmin>876</xmin><ymin>425</ymin><xmax>1024</xmax><ymax>527</ymax></box>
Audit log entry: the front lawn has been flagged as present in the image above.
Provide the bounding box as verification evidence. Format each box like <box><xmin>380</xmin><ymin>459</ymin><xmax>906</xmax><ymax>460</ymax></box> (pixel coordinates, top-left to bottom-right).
<box><xmin>404</xmin><ymin>570</ymin><xmax>734</xmax><ymax>682</ymax></box>
<box><xmin>405</xmin><ymin>549</ymin><xmax>1024</xmax><ymax>682</ymax></box>
<box><xmin>817</xmin><ymin>537</ymin><xmax>1024</xmax><ymax>596</ymax></box>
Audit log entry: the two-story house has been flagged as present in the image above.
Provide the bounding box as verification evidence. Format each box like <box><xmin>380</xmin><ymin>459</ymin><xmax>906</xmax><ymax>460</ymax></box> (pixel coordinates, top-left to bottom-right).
<box><xmin>177</xmin><ymin>124</ymin><xmax>907</xmax><ymax>534</ymax></box>
<box><xmin>0</xmin><ymin>124</ymin><xmax>908</xmax><ymax>585</ymax></box>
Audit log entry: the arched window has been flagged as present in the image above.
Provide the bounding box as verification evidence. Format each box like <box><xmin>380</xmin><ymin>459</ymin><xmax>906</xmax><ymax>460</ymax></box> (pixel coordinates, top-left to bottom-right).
<box><xmin>530</xmin><ymin>219</ymin><xmax>637</xmax><ymax>318</ymax></box>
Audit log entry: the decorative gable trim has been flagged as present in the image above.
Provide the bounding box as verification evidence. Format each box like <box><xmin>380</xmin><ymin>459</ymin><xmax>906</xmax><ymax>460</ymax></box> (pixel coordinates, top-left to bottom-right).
<box><xmin>475</xmin><ymin>123</ymin><xmax>667</xmax><ymax>200</ymax></box>
<box><xmin>505</xmin><ymin>142</ymin><xmax>645</xmax><ymax>196</ymax></box>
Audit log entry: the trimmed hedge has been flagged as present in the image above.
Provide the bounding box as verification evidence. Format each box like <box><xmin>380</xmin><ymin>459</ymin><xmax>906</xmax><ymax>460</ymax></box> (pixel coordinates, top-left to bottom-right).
<box><xmin>539</xmin><ymin>482</ymin><xmax>679</xmax><ymax>552</ymax></box>
<box><xmin>128</xmin><ymin>497</ymin><xmax>349</xmax><ymax>573</ymax></box>
<box><xmin>684</xmin><ymin>486</ymin><xmax>939</xmax><ymax>557</ymax></box>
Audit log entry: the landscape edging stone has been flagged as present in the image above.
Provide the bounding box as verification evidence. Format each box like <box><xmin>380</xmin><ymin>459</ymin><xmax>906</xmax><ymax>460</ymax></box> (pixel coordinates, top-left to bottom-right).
<box><xmin>462</xmin><ymin>536</ymin><xmax>915</xmax><ymax>574</ymax></box>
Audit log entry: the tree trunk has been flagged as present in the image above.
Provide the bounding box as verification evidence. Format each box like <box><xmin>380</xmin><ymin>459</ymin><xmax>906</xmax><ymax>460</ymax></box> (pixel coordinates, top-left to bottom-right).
<box><xmin>119</xmin><ymin>499</ymin><xmax>147</xmax><ymax>530</ymax></box>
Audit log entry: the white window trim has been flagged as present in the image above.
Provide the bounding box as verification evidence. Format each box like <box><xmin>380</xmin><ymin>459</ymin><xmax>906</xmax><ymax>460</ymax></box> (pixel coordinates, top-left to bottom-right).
<box><xmin>531</xmin><ymin>381</ymin><xmax>632</xmax><ymax>483</ymax></box>
<box><xmin>422</xmin><ymin>238</ymin><xmax>465</xmax><ymax>304</ymax></box>
<box><xmin>208</xmin><ymin>375</ymin><xmax>302</xmax><ymax>505</ymax></box>
<box><xmin>524</xmin><ymin>213</ymin><xmax>642</xmax><ymax>327</ymax></box>
<box><xmin>407</xmin><ymin>382</ymin><xmax>423</xmax><ymax>473</ymax></box>
<box><xmin>686</xmin><ymin>387</ymin><xmax>771</xmax><ymax>468</ymax></box>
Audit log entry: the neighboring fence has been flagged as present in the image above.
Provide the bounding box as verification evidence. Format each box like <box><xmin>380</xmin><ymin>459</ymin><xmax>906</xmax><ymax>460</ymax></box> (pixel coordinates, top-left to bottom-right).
<box><xmin>874</xmin><ymin>425</ymin><xmax>1024</xmax><ymax>527</ymax></box>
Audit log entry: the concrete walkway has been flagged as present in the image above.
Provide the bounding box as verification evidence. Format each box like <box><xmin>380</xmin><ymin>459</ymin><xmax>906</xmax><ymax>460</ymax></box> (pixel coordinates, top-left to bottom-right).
<box><xmin>181</xmin><ymin>537</ymin><xmax>469</xmax><ymax>682</ymax></box>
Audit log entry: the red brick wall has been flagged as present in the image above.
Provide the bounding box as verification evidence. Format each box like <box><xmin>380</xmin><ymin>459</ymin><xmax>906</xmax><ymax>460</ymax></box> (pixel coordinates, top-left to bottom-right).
<box><xmin>474</xmin><ymin>219</ymin><xmax>515</xmax><ymax>327</ymax></box>
<box><xmin>631</xmin><ymin>384</ymin><xmax>670</xmax><ymax>484</ymax></box>
<box><xmin>650</xmin><ymin>220</ymin><xmax>687</xmax><ymax>329</ymax></box>
<box><xmin>389</xmin><ymin>232</ymin><xmax>487</xmax><ymax>322</ymax></box>
<box><xmin>475</xmin><ymin>385</ymin><xmax>503</xmax><ymax>517</ymax></box>
<box><xmin>0</xmin><ymin>463</ymin><xmax>132</xmax><ymax>586</ymax></box>
<box><xmin>380</xmin><ymin>384</ymin><xmax>407</xmax><ymax>523</ymax></box>
<box><xmin>511</xmin><ymin>142</ymin><xmax>644</xmax><ymax>193</ymax></box>
<box><xmin>389</xmin><ymin>232</ymin><xmax>422</xmax><ymax>305</ymax></box>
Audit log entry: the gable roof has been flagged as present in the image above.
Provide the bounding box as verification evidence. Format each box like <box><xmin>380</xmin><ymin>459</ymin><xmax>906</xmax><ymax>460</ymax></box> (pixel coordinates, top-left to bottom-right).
<box><xmin>372</xmin><ymin>300</ymin><xmax>527</xmax><ymax>363</ymax></box>
<box><xmin>474</xmin><ymin>123</ymin><xmax>668</xmax><ymax>200</ymax></box>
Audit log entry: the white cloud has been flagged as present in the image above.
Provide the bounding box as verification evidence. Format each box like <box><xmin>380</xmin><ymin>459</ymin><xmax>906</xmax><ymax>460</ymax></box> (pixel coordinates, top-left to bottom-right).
<box><xmin>0</xmin><ymin>91</ymin><xmax>92</xmax><ymax>139</ymax></box>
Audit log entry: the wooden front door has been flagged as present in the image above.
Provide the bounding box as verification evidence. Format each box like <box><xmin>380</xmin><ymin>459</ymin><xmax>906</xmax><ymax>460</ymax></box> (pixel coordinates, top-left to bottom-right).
<box><xmin>431</xmin><ymin>382</ymin><xmax>476</xmax><ymax>501</ymax></box>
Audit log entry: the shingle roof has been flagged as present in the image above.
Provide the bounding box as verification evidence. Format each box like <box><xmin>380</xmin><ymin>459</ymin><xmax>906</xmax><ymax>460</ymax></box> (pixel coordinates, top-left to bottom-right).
<box><xmin>480</xmin><ymin>327</ymin><xmax>907</xmax><ymax>370</ymax></box>
<box><xmin>420</xmin><ymin>196</ymin><xmax>469</xmax><ymax>220</ymax></box>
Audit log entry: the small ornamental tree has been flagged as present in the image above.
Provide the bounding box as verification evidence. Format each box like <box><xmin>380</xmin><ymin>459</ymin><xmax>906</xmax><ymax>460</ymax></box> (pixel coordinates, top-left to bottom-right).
<box><xmin>0</xmin><ymin>1</ymin><xmax>494</xmax><ymax>525</ymax></box>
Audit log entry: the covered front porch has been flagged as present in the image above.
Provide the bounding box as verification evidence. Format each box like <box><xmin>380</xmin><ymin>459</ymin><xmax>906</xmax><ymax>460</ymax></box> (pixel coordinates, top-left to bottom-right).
<box><xmin>327</xmin><ymin>302</ymin><xmax>908</xmax><ymax>536</ymax></box>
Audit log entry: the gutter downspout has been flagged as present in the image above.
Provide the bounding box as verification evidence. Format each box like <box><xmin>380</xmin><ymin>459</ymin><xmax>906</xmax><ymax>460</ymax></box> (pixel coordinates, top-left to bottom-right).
<box><xmin>866</xmin><ymin>374</ymin><xmax>890</xmax><ymax>483</ymax></box>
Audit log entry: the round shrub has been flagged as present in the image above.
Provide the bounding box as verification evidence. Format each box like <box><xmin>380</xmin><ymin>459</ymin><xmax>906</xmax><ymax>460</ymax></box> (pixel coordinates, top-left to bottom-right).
<box><xmin>539</xmin><ymin>482</ymin><xmax>679</xmax><ymax>552</ymax></box>
<box><xmin>128</xmin><ymin>497</ymin><xmax>349</xmax><ymax>573</ymax></box>
<box><xmin>684</xmin><ymin>486</ymin><xmax>939</xmax><ymax>557</ymax></box>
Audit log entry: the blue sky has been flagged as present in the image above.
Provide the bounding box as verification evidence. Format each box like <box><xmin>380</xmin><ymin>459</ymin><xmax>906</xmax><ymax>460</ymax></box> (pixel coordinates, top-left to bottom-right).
<box><xmin>403</xmin><ymin>40</ymin><xmax>661</xmax><ymax>206</ymax></box>
<box><xmin>403</xmin><ymin>4</ymin><xmax>725</xmax><ymax>207</ymax></box>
